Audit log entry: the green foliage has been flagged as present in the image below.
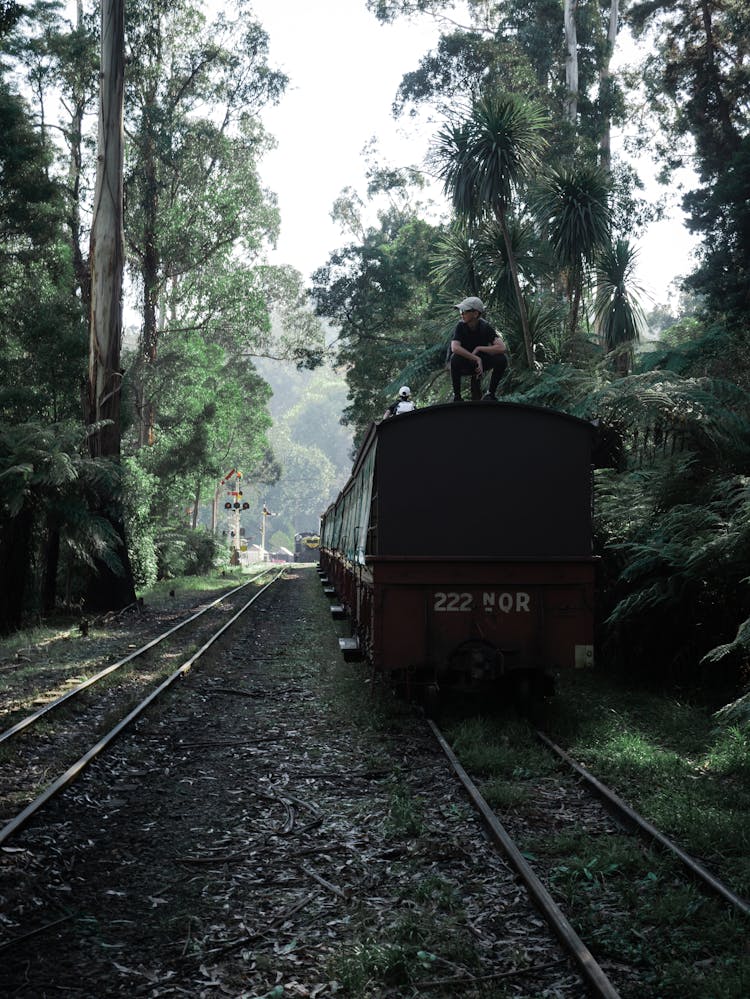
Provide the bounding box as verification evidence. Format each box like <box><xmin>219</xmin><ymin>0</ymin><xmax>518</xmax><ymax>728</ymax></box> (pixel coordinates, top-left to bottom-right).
<box><xmin>435</xmin><ymin>92</ymin><xmax>549</xmax><ymax>226</ymax></box>
<box><xmin>502</xmin><ymin>358</ymin><xmax>750</xmax><ymax>689</ymax></box>
<box><xmin>0</xmin><ymin>55</ymin><xmax>85</xmax><ymax>428</ymax></box>
<box><xmin>0</xmin><ymin>1</ymin><xmax>23</xmax><ymax>36</ymax></box>
<box><xmin>590</xmin><ymin>376</ymin><xmax>750</xmax><ymax>682</ymax></box>
<box><xmin>241</xmin><ymin>360</ymin><xmax>353</xmax><ymax>542</ymax></box>
<box><xmin>312</xmin><ymin>197</ymin><xmax>448</xmax><ymax>443</ymax></box>
<box><xmin>536</xmin><ymin>164</ymin><xmax>612</xmax><ymax>276</ymax></box>
<box><xmin>394</xmin><ymin>27</ymin><xmax>541</xmax><ymax>117</ymax></box>
<box><xmin>435</xmin><ymin>91</ymin><xmax>550</xmax><ymax>368</ymax></box>
<box><xmin>628</xmin><ymin>0</ymin><xmax>750</xmax><ymax>330</ymax></box>
<box><xmin>121</xmin><ymin>319</ymin><xmax>279</xmax><ymax>581</ymax></box>
<box><xmin>384</xmin><ymin>784</ymin><xmax>424</xmax><ymax>837</ymax></box>
<box><xmin>381</xmin><ymin>0</ymin><xmax>626</xmax><ymax>162</ymax></box>
<box><xmin>683</xmin><ymin>136</ymin><xmax>750</xmax><ymax>322</ymax></box>
<box><xmin>629</xmin><ymin>0</ymin><xmax>747</xmax><ymax>178</ymax></box>
<box><xmin>0</xmin><ymin>81</ymin><xmax>58</xmax><ymax>252</ymax></box>
<box><xmin>155</xmin><ymin>522</ymin><xmax>218</xmax><ymax>580</ymax></box>
<box><xmin>119</xmin><ymin>0</ymin><xmax>324</xmax><ymax>510</ymax></box>
<box><xmin>0</xmin><ymin>248</ymin><xmax>86</xmax><ymax>424</ymax></box>
<box><xmin>122</xmin><ymin>457</ymin><xmax>159</xmax><ymax>589</ymax></box>
<box><xmin>431</xmin><ymin>216</ymin><xmax>537</xmax><ymax>317</ymax></box>
<box><xmin>594</xmin><ymin>238</ymin><xmax>648</xmax><ymax>367</ymax></box>
<box><xmin>534</xmin><ymin>163</ymin><xmax>612</xmax><ymax>341</ymax></box>
<box><xmin>0</xmin><ymin>421</ymin><xmax>130</xmax><ymax>630</ymax></box>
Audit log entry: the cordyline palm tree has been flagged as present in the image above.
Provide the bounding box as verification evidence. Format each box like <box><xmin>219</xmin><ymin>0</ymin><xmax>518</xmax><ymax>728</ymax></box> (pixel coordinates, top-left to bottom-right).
<box><xmin>595</xmin><ymin>238</ymin><xmax>648</xmax><ymax>375</ymax></box>
<box><xmin>535</xmin><ymin>164</ymin><xmax>612</xmax><ymax>340</ymax></box>
<box><xmin>474</xmin><ymin>216</ymin><xmax>536</xmax><ymax>316</ymax></box>
<box><xmin>430</xmin><ymin>216</ymin><xmax>534</xmax><ymax>319</ymax></box>
<box><xmin>435</xmin><ymin>93</ymin><xmax>549</xmax><ymax>369</ymax></box>
<box><xmin>429</xmin><ymin>226</ymin><xmax>484</xmax><ymax>303</ymax></box>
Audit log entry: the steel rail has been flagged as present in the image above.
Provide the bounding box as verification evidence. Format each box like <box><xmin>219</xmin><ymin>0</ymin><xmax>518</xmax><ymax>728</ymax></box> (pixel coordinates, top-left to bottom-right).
<box><xmin>0</xmin><ymin>569</ymin><xmax>285</xmax><ymax>848</ymax></box>
<box><xmin>0</xmin><ymin>568</ymin><xmax>275</xmax><ymax>746</ymax></box>
<box><xmin>428</xmin><ymin>719</ymin><xmax>622</xmax><ymax>999</ymax></box>
<box><xmin>536</xmin><ymin>730</ymin><xmax>750</xmax><ymax>918</ymax></box>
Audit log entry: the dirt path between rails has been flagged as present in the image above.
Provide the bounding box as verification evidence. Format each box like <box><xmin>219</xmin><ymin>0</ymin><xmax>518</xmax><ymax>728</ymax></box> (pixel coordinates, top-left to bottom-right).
<box><xmin>1</xmin><ymin>566</ymin><xmax>584</xmax><ymax>999</ymax></box>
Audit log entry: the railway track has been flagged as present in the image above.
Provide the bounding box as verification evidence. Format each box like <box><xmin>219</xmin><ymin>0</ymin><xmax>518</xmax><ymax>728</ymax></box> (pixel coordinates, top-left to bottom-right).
<box><xmin>0</xmin><ymin>567</ymin><xmax>284</xmax><ymax>846</ymax></box>
<box><xmin>1</xmin><ymin>567</ymin><xmax>746</xmax><ymax>996</ymax></box>
<box><xmin>534</xmin><ymin>729</ymin><xmax>750</xmax><ymax>918</ymax></box>
<box><xmin>1</xmin><ymin>567</ymin><xmax>617</xmax><ymax>998</ymax></box>
<box><xmin>427</xmin><ymin>716</ymin><xmax>750</xmax><ymax>999</ymax></box>
<box><xmin>429</xmin><ymin>719</ymin><xmax>623</xmax><ymax>998</ymax></box>
<box><xmin>0</xmin><ymin>567</ymin><xmax>277</xmax><ymax>746</ymax></box>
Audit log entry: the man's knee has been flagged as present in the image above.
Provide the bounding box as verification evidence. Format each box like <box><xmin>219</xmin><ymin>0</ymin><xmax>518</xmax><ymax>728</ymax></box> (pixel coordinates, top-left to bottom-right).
<box><xmin>450</xmin><ymin>354</ymin><xmax>473</xmax><ymax>376</ymax></box>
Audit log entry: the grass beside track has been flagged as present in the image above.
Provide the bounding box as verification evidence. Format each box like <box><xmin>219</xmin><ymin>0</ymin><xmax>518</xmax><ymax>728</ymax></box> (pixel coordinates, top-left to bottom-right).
<box><xmin>0</xmin><ymin>566</ymin><xmax>254</xmax><ymax>662</ymax></box>
<box><xmin>441</xmin><ymin>671</ymin><xmax>750</xmax><ymax>999</ymax></box>
<box><xmin>0</xmin><ymin>566</ymin><xmax>269</xmax><ymax>726</ymax></box>
<box><xmin>548</xmin><ymin>670</ymin><xmax>750</xmax><ymax>897</ymax></box>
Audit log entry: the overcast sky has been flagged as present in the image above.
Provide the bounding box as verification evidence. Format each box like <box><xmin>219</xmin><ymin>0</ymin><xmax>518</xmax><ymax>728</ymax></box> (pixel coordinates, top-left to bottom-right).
<box><xmin>249</xmin><ymin>0</ymin><xmax>446</xmax><ymax>278</ymax></box>
<box><xmin>249</xmin><ymin>0</ymin><xmax>698</xmax><ymax>307</ymax></box>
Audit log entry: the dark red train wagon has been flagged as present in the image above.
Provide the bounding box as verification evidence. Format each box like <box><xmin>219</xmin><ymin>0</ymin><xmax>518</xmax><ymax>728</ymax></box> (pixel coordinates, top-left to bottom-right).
<box><xmin>320</xmin><ymin>402</ymin><xmax>597</xmax><ymax>697</ymax></box>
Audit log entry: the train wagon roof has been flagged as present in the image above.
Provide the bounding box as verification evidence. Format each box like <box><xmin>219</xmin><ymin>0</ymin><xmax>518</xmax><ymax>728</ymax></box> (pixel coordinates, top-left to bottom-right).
<box><xmin>322</xmin><ymin>402</ymin><xmax>596</xmax><ymax>559</ymax></box>
<box><xmin>339</xmin><ymin>400</ymin><xmax>595</xmax><ymax>494</ymax></box>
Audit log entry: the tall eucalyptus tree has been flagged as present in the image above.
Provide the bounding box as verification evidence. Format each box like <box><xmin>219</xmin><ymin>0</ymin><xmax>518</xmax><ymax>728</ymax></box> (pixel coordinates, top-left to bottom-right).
<box><xmin>563</xmin><ymin>0</ymin><xmax>579</xmax><ymax>123</ymax></box>
<box><xmin>85</xmin><ymin>0</ymin><xmax>137</xmax><ymax>609</ymax></box>
<box><xmin>598</xmin><ymin>0</ymin><xmax>620</xmax><ymax>170</ymax></box>
<box><xmin>123</xmin><ymin>0</ymin><xmax>288</xmax><ymax>446</ymax></box>
<box><xmin>87</xmin><ymin>0</ymin><xmax>125</xmax><ymax>461</ymax></box>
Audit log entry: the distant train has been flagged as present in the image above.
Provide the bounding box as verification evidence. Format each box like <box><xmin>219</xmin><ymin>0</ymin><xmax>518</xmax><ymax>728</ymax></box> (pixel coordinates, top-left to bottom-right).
<box><xmin>319</xmin><ymin>402</ymin><xmax>597</xmax><ymax>700</ymax></box>
<box><xmin>294</xmin><ymin>531</ymin><xmax>321</xmax><ymax>563</ymax></box>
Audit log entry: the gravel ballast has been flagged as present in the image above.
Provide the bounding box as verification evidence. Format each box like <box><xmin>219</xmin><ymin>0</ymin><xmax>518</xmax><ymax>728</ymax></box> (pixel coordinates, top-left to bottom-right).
<box><xmin>1</xmin><ymin>567</ymin><xmax>586</xmax><ymax>998</ymax></box>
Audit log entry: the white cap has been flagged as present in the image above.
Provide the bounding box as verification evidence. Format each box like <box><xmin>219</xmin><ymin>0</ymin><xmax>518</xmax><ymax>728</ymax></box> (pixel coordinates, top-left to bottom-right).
<box><xmin>399</xmin><ymin>386</ymin><xmax>411</xmax><ymax>398</ymax></box>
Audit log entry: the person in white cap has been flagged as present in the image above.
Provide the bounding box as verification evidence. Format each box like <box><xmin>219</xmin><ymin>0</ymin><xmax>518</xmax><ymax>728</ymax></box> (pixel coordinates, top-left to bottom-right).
<box><xmin>449</xmin><ymin>297</ymin><xmax>508</xmax><ymax>402</ymax></box>
<box><xmin>382</xmin><ymin>385</ymin><xmax>416</xmax><ymax>419</ymax></box>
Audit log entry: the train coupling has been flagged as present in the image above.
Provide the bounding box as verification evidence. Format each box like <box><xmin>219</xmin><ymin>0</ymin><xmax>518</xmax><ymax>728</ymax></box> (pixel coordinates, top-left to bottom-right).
<box><xmin>449</xmin><ymin>639</ymin><xmax>505</xmax><ymax>686</ymax></box>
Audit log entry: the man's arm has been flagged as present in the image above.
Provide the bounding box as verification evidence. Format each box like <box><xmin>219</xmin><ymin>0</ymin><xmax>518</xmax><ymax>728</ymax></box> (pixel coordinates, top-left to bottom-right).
<box><xmin>450</xmin><ymin>338</ymin><xmax>478</xmax><ymax>362</ymax></box>
<box><xmin>475</xmin><ymin>335</ymin><xmax>507</xmax><ymax>356</ymax></box>
<box><xmin>451</xmin><ymin>338</ymin><xmax>485</xmax><ymax>377</ymax></box>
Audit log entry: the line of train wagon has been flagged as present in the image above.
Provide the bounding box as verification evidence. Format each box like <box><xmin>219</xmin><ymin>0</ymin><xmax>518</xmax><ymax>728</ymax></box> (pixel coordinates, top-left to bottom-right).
<box><xmin>317</xmin><ymin>401</ymin><xmax>600</xmax><ymax>702</ymax></box>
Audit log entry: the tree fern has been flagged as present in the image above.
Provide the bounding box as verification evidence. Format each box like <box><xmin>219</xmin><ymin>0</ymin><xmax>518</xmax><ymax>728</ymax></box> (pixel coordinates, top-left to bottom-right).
<box><xmin>0</xmin><ymin>421</ymin><xmax>129</xmax><ymax>629</ymax></box>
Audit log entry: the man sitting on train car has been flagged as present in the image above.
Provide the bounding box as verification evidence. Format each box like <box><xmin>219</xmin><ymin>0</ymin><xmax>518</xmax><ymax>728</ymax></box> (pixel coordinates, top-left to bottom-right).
<box><xmin>449</xmin><ymin>297</ymin><xmax>508</xmax><ymax>402</ymax></box>
<box><xmin>382</xmin><ymin>385</ymin><xmax>416</xmax><ymax>419</ymax></box>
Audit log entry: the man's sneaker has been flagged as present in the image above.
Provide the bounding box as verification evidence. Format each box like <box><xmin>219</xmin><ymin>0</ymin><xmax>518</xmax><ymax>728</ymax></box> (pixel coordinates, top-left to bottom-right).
<box><xmin>482</xmin><ymin>392</ymin><xmax>498</xmax><ymax>402</ymax></box>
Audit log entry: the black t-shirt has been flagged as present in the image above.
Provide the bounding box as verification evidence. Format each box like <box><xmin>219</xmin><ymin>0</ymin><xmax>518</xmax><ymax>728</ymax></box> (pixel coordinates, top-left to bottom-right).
<box><xmin>451</xmin><ymin>317</ymin><xmax>498</xmax><ymax>352</ymax></box>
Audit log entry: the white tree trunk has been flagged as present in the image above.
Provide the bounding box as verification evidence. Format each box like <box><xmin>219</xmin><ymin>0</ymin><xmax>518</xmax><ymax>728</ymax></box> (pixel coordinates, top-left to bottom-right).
<box><xmin>599</xmin><ymin>0</ymin><xmax>620</xmax><ymax>170</ymax></box>
<box><xmin>564</xmin><ymin>0</ymin><xmax>579</xmax><ymax>123</ymax></box>
<box><xmin>87</xmin><ymin>0</ymin><xmax>125</xmax><ymax>458</ymax></box>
